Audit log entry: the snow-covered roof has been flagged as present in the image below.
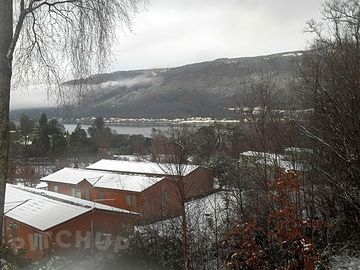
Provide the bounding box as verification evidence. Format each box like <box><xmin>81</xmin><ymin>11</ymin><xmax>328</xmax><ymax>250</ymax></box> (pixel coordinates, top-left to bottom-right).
<box><xmin>113</xmin><ymin>154</ymin><xmax>150</xmax><ymax>161</ymax></box>
<box><xmin>41</xmin><ymin>168</ymin><xmax>164</xmax><ymax>192</ymax></box>
<box><xmin>4</xmin><ymin>200</ymin><xmax>27</xmax><ymax>213</ymax></box>
<box><xmin>5</xmin><ymin>184</ymin><xmax>139</xmax><ymax>231</ymax></box>
<box><xmin>239</xmin><ymin>151</ymin><xmax>310</xmax><ymax>172</ymax></box>
<box><xmin>41</xmin><ymin>168</ymin><xmax>108</xmax><ymax>185</ymax></box>
<box><xmin>240</xmin><ymin>151</ymin><xmax>285</xmax><ymax>161</ymax></box>
<box><xmin>284</xmin><ymin>147</ymin><xmax>313</xmax><ymax>154</ymax></box>
<box><xmin>36</xmin><ymin>182</ymin><xmax>48</xmax><ymax>189</ymax></box>
<box><xmin>257</xmin><ymin>159</ymin><xmax>309</xmax><ymax>172</ymax></box>
<box><xmin>136</xmin><ymin>190</ymin><xmax>231</xmax><ymax>235</ymax></box>
<box><xmin>95</xmin><ymin>173</ymin><xmax>163</xmax><ymax>192</ymax></box>
<box><xmin>87</xmin><ymin>159</ymin><xmax>200</xmax><ymax>176</ymax></box>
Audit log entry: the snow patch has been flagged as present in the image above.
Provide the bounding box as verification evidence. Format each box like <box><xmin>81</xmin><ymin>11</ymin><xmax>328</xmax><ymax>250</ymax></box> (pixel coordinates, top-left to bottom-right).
<box><xmin>330</xmin><ymin>255</ymin><xmax>360</xmax><ymax>269</ymax></box>
<box><xmin>97</xmin><ymin>76</ymin><xmax>154</xmax><ymax>88</ymax></box>
<box><xmin>282</xmin><ymin>52</ymin><xmax>303</xmax><ymax>57</ymax></box>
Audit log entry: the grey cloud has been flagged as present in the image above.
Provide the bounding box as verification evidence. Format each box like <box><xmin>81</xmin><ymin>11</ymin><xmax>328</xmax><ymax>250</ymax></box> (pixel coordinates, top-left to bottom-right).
<box><xmin>111</xmin><ymin>0</ymin><xmax>323</xmax><ymax>71</ymax></box>
<box><xmin>96</xmin><ymin>76</ymin><xmax>155</xmax><ymax>89</ymax></box>
<box><xmin>11</xmin><ymin>0</ymin><xmax>324</xmax><ymax>109</ymax></box>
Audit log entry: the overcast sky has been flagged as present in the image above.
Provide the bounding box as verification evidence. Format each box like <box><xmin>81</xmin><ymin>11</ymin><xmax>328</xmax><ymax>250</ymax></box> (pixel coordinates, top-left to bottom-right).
<box><xmin>11</xmin><ymin>0</ymin><xmax>324</xmax><ymax>109</ymax></box>
<box><xmin>110</xmin><ymin>0</ymin><xmax>323</xmax><ymax>71</ymax></box>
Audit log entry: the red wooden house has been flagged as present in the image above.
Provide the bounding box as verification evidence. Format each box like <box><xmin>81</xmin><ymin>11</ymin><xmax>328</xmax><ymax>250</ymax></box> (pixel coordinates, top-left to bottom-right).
<box><xmin>3</xmin><ymin>184</ymin><xmax>139</xmax><ymax>261</ymax></box>
<box><xmin>139</xmin><ymin>165</ymin><xmax>216</xmax><ymax>221</ymax></box>
<box><xmin>41</xmin><ymin>160</ymin><xmax>216</xmax><ymax>222</ymax></box>
<box><xmin>87</xmin><ymin>160</ymin><xmax>216</xmax><ymax>222</ymax></box>
<box><xmin>40</xmin><ymin>168</ymin><xmax>164</xmax><ymax>212</ymax></box>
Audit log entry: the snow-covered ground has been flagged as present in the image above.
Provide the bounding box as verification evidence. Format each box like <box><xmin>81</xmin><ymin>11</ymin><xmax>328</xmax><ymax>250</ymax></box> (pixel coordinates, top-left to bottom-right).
<box><xmin>25</xmin><ymin>254</ymin><xmax>110</xmax><ymax>270</ymax></box>
<box><xmin>330</xmin><ymin>255</ymin><xmax>360</xmax><ymax>269</ymax></box>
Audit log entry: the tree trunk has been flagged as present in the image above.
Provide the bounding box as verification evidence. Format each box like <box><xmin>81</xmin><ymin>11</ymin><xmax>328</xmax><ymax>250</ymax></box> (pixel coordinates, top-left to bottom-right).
<box><xmin>0</xmin><ymin>0</ymin><xmax>13</xmax><ymax>243</ymax></box>
<box><xmin>181</xmin><ymin>204</ymin><xmax>190</xmax><ymax>270</ymax></box>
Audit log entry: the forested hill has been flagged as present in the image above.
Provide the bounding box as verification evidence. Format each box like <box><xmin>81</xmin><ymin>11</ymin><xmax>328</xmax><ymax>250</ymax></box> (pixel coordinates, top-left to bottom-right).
<box><xmin>11</xmin><ymin>51</ymin><xmax>304</xmax><ymax>120</ymax></box>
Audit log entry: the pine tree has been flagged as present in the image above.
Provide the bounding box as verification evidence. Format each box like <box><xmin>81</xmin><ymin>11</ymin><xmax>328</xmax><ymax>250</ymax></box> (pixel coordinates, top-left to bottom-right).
<box><xmin>36</xmin><ymin>114</ymin><xmax>50</xmax><ymax>155</ymax></box>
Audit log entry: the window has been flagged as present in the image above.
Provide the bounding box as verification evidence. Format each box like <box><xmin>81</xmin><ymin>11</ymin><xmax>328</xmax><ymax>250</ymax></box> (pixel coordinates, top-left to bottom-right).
<box><xmin>71</xmin><ymin>187</ymin><xmax>81</xmax><ymax>198</ymax></box>
<box><xmin>99</xmin><ymin>191</ymin><xmax>105</xmax><ymax>200</ymax></box>
<box><xmin>75</xmin><ymin>188</ymin><xmax>81</xmax><ymax>198</ymax></box>
<box><xmin>83</xmin><ymin>189</ymin><xmax>90</xmax><ymax>200</ymax></box>
<box><xmin>125</xmin><ymin>194</ymin><xmax>136</xmax><ymax>207</ymax></box>
<box><xmin>33</xmin><ymin>232</ymin><xmax>43</xmax><ymax>250</ymax></box>
<box><xmin>162</xmin><ymin>191</ymin><xmax>169</xmax><ymax>204</ymax></box>
<box><xmin>53</xmin><ymin>185</ymin><xmax>59</xmax><ymax>193</ymax></box>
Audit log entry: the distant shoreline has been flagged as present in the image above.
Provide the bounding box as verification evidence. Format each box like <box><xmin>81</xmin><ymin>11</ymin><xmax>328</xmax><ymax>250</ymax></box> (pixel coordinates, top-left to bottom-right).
<box><xmin>62</xmin><ymin>117</ymin><xmax>241</xmax><ymax>127</ymax></box>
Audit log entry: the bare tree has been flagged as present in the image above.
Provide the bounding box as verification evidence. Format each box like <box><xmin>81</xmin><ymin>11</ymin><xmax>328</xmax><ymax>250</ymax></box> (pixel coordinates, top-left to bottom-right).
<box><xmin>298</xmin><ymin>0</ymin><xmax>360</xmax><ymax>228</ymax></box>
<box><xmin>238</xmin><ymin>73</ymin><xmax>283</xmax><ymax>154</ymax></box>
<box><xmin>235</xmin><ymin>73</ymin><xmax>284</xmax><ymax>227</ymax></box>
<box><xmin>151</xmin><ymin>126</ymin><xmax>194</xmax><ymax>270</ymax></box>
<box><xmin>0</xmin><ymin>0</ymin><xmax>142</xmax><ymax>242</ymax></box>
